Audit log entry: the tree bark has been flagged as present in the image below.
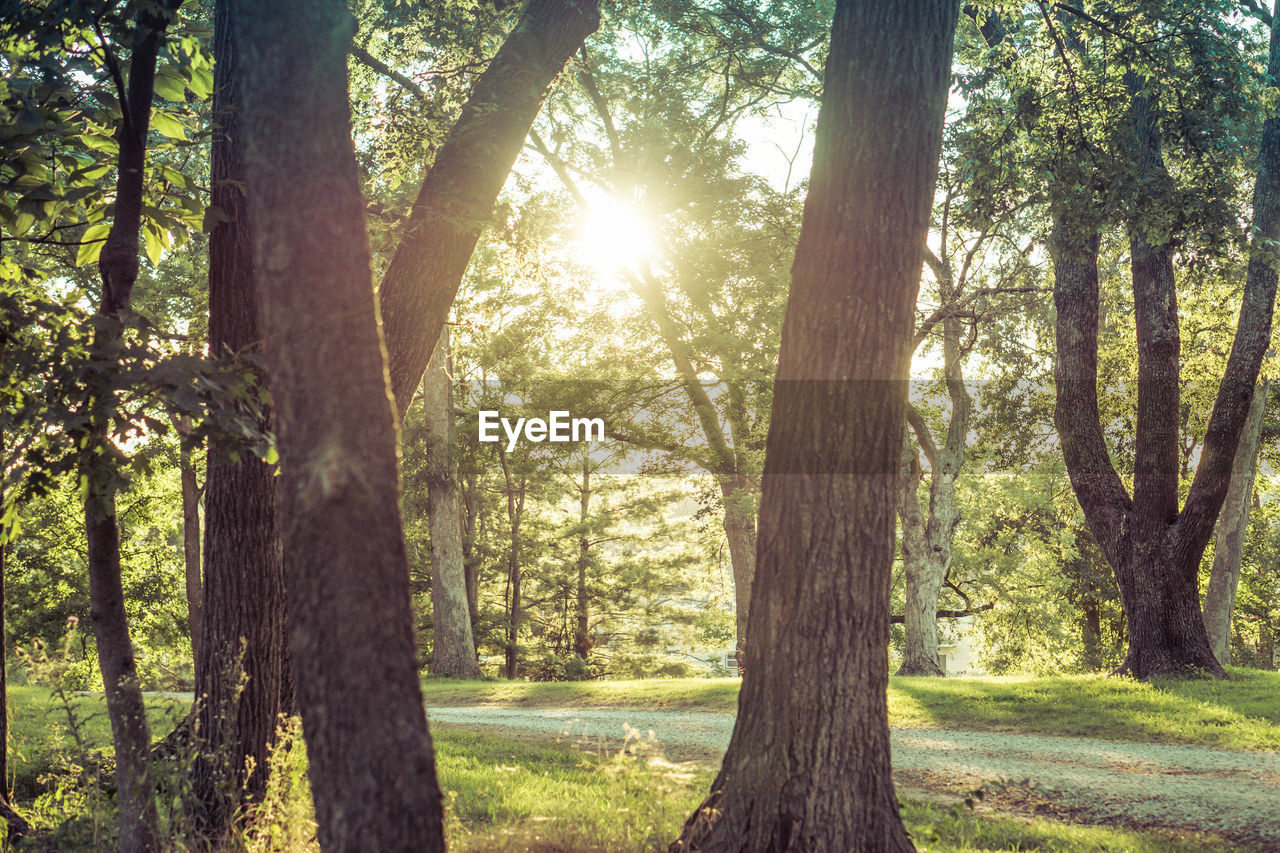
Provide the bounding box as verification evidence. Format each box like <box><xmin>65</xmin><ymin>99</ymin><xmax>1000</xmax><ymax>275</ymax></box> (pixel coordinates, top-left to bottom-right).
<box><xmin>232</xmin><ymin>2</ymin><xmax>445</xmax><ymax>849</ymax></box>
<box><xmin>83</xmin><ymin>5</ymin><xmax>181</xmax><ymax>849</ymax></box>
<box><xmin>176</xmin><ymin>417</ymin><xmax>202</xmax><ymax>672</ymax></box>
<box><xmin>423</xmin><ymin>327</ymin><xmax>480</xmax><ymax>678</ymax></box>
<box><xmin>1203</xmin><ymin>379</ymin><xmax>1269</xmax><ymax>665</ymax></box>
<box><xmin>189</xmin><ymin>2</ymin><xmax>287</xmax><ymax>839</ymax></box>
<box><xmin>379</xmin><ymin>0</ymin><xmax>601</xmax><ymax>419</ymax></box>
<box><xmin>1052</xmin><ymin>15</ymin><xmax>1280</xmax><ymax>678</ymax></box>
<box><xmin>670</xmin><ymin>1</ymin><xmax>957</xmax><ymax>849</ymax></box>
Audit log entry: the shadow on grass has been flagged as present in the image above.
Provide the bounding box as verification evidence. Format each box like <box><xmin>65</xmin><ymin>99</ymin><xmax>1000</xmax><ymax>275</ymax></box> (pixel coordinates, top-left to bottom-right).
<box><xmin>887</xmin><ymin>667</ymin><xmax>1280</xmax><ymax>751</ymax></box>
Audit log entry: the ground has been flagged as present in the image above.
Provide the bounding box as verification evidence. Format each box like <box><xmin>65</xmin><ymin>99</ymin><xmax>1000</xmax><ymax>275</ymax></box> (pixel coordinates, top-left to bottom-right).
<box><xmin>421</xmin><ymin>670</ymin><xmax>1280</xmax><ymax>851</ymax></box>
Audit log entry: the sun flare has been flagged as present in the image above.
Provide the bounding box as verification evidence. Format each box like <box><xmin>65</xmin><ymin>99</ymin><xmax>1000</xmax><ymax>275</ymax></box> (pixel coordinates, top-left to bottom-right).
<box><xmin>575</xmin><ymin>195</ymin><xmax>659</xmax><ymax>278</ymax></box>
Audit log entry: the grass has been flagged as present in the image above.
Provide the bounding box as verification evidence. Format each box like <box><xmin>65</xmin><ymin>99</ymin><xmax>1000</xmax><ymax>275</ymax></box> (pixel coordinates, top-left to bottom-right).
<box><xmin>421</xmin><ymin>666</ymin><xmax>1280</xmax><ymax>752</ymax></box>
<box><xmin>432</xmin><ymin>725</ymin><xmax>1243</xmax><ymax>852</ymax></box>
<box><xmin>0</xmin><ymin>687</ymin><xmax>1252</xmax><ymax>851</ymax></box>
<box><xmin>7</xmin><ymin>684</ymin><xmax>189</xmax><ymax>798</ymax></box>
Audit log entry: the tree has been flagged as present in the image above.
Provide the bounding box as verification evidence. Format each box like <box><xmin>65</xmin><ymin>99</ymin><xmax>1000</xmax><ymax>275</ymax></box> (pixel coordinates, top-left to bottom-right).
<box><xmin>189</xmin><ymin>0</ymin><xmax>287</xmax><ymax>837</ymax></box>
<box><xmin>422</xmin><ymin>325</ymin><xmax>481</xmax><ymax>677</ymax></box>
<box><xmin>1052</xmin><ymin>6</ymin><xmax>1280</xmax><ymax>678</ymax></box>
<box><xmin>81</xmin><ymin>2</ymin><xmax>183</xmax><ymax>849</ymax></box>
<box><xmin>1203</xmin><ymin>378</ymin><xmax>1270</xmax><ymax>664</ymax></box>
<box><xmin>232</xmin><ymin>0</ymin><xmax>445</xmax><ymax>849</ymax></box>
<box><xmin>377</xmin><ymin>0</ymin><xmax>602</xmax><ymax>417</ymax></box>
<box><xmin>670</xmin><ymin>1</ymin><xmax>958</xmax><ymax>849</ymax></box>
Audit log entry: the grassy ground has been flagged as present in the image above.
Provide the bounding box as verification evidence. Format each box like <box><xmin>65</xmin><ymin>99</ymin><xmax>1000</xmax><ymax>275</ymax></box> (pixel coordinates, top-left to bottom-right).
<box><xmin>0</xmin><ymin>687</ymin><xmax>1253</xmax><ymax>851</ymax></box>
<box><xmin>7</xmin><ymin>684</ymin><xmax>188</xmax><ymax>798</ymax></box>
<box><xmin>433</xmin><ymin>725</ymin><xmax>1243</xmax><ymax>852</ymax></box>
<box><xmin>421</xmin><ymin>667</ymin><xmax>1280</xmax><ymax>751</ymax></box>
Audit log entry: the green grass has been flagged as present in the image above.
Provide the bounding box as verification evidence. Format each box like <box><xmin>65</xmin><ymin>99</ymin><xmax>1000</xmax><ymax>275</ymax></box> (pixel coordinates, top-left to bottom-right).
<box><xmin>0</xmin><ymin>687</ymin><xmax>1251</xmax><ymax>851</ymax></box>
<box><xmin>7</xmin><ymin>685</ymin><xmax>189</xmax><ymax>797</ymax></box>
<box><xmin>422</xmin><ymin>667</ymin><xmax>1280</xmax><ymax>752</ymax></box>
<box><xmin>431</xmin><ymin>725</ymin><xmax>1242</xmax><ymax>852</ymax></box>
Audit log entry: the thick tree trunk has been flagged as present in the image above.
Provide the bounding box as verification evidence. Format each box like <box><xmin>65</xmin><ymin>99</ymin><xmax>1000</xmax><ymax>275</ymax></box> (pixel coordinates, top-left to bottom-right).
<box><xmin>176</xmin><ymin>418</ymin><xmax>202</xmax><ymax>670</ymax></box>
<box><xmin>1203</xmin><ymin>379</ymin><xmax>1269</xmax><ymax>665</ymax></box>
<box><xmin>83</xmin><ymin>5</ymin><xmax>181</xmax><ymax>849</ymax></box>
<box><xmin>670</xmin><ymin>2</ymin><xmax>956</xmax><ymax>849</ymax></box>
<box><xmin>190</xmin><ymin>2</ymin><xmax>287</xmax><ymax>838</ymax></box>
<box><xmin>233</xmin><ymin>2</ymin><xmax>446</xmax><ymax>850</ymax></box>
<box><xmin>1053</xmin><ymin>15</ymin><xmax>1280</xmax><ymax>678</ymax></box>
<box><xmin>423</xmin><ymin>327</ymin><xmax>480</xmax><ymax>678</ymax></box>
<box><xmin>718</xmin><ymin>475</ymin><xmax>755</xmax><ymax>673</ymax></box>
<box><xmin>379</xmin><ymin>0</ymin><xmax>601</xmax><ymax>418</ymax></box>
<box><xmin>574</xmin><ymin>458</ymin><xmax>592</xmax><ymax>660</ymax></box>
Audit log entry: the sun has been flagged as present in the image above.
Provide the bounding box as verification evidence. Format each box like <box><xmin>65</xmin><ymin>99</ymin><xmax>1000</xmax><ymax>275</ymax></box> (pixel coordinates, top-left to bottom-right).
<box><xmin>574</xmin><ymin>195</ymin><xmax>659</xmax><ymax>280</ymax></box>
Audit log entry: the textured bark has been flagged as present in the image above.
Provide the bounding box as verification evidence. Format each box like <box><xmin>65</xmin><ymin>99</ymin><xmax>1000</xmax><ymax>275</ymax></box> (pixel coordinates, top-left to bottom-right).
<box><xmin>1203</xmin><ymin>379</ymin><xmax>1269</xmax><ymax>665</ymax></box>
<box><xmin>670</xmin><ymin>1</ymin><xmax>957</xmax><ymax>849</ymax></box>
<box><xmin>423</xmin><ymin>327</ymin><xmax>480</xmax><ymax>678</ymax></box>
<box><xmin>1053</xmin><ymin>18</ymin><xmax>1280</xmax><ymax>678</ymax></box>
<box><xmin>232</xmin><ymin>2</ymin><xmax>445</xmax><ymax>850</ymax></box>
<box><xmin>83</xmin><ymin>5</ymin><xmax>180</xmax><ymax>849</ymax></box>
<box><xmin>177</xmin><ymin>419</ymin><xmax>202</xmax><ymax>671</ymax></box>
<box><xmin>189</xmin><ymin>2</ymin><xmax>287</xmax><ymax>839</ymax></box>
<box><xmin>379</xmin><ymin>0</ymin><xmax>601</xmax><ymax>419</ymax></box>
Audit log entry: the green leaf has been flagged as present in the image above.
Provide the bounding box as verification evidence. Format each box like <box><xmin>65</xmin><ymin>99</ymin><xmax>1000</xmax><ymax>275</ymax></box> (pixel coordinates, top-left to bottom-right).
<box><xmin>80</xmin><ymin>134</ymin><xmax>118</xmax><ymax>154</ymax></box>
<box><xmin>76</xmin><ymin>221</ymin><xmax>110</xmax><ymax>267</ymax></box>
<box><xmin>150</xmin><ymin>110</ymin><xmax>187</xmax><ymax>140</ymax></box>
<box><xmin>153</xmin><ymin>69</ymin><xmax>187</xmax><ymax>102</ymax></box>
<box><xmin>143</xmin><ymin>224</ymin><xmax>166</xmax><ymax>266</ymax></box>
<box><xmin>188</xmin><ymin>66</ymin><xmax>213</xmax><ymax>99</ymax></box>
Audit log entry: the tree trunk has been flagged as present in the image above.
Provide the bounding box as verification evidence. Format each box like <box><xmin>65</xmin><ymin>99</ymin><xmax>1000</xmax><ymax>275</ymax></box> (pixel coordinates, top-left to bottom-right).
<box><xmin>176</xmin><ymin>418</ymin><xmax>203</xmax><ymax>671</ymax></box>
<box><xmin>670</xmin><ymin>2</ymin><xmax>957</xmax><ymax>849</ymax></box>
<box><xmin>379</xmin><ymin>0</ymin><xmax>601</xmax><ymax>418</ymax></box>
<box><xmin>499</xmin><ymin>450</ymin><xmax>525</xmax><ymax>680</ymax></box>
<box><xmin>574</xmin><ymin>457</ymin><xmax>592</xmax><ymax>660</ymax></box>
<box><xmin>232</xmin><ymin>2</ymin><xmax>446</xmax><ymax>849</ymax></box>
<box><xmin>189</xmin><ymin>2</ymin><xmax>287</xmax><ymax>839</ymax></box>
<box><xmin>1053</xmin><ymin>14</ymin><xmax>1280</xmax><ymax>677</ymax></box>
<box><xmin>463</xmin><ymin>475</ymin><xmax>482</xmax><ymax>629</ymax></box>
<box><xmin>1202</xmin><ymin>379</ymin><xmax>1268</xmax><ymax>666</ymax></box>
<box><xmin>423</xmin><ymin>327</ymin><xmax>480</xmax><ymax>678</ymax></box>
<box><xmin>897</xmin><ymin>311</ymin><xmax>969</xmax><ymax>677</ymax></box>
<box><xmin>896</xmin><ymin>435</ymin><xmax>942</xmax><ymax>676</ymax></box>
<box><xmin>1081</xmin><ymin>598</ymin><xmax>1104</xmax><ymax>671</ymax></box>
<box><xmin>718</xmin><ymin>475</ymin><xmax>755</xmax><ymax>674</ymax></box>
<box><xmin>83</xmin><ymin>5</ymin><xmax>181</xmax><ymax>849</ymax></box>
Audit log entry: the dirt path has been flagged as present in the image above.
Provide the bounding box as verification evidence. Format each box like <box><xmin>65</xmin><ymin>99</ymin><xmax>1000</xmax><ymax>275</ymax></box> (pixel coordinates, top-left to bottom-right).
<box><xmin>427</xmin><ymin>705</ymin><xmax>1280</xmax><ymax>848</ymax></box>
